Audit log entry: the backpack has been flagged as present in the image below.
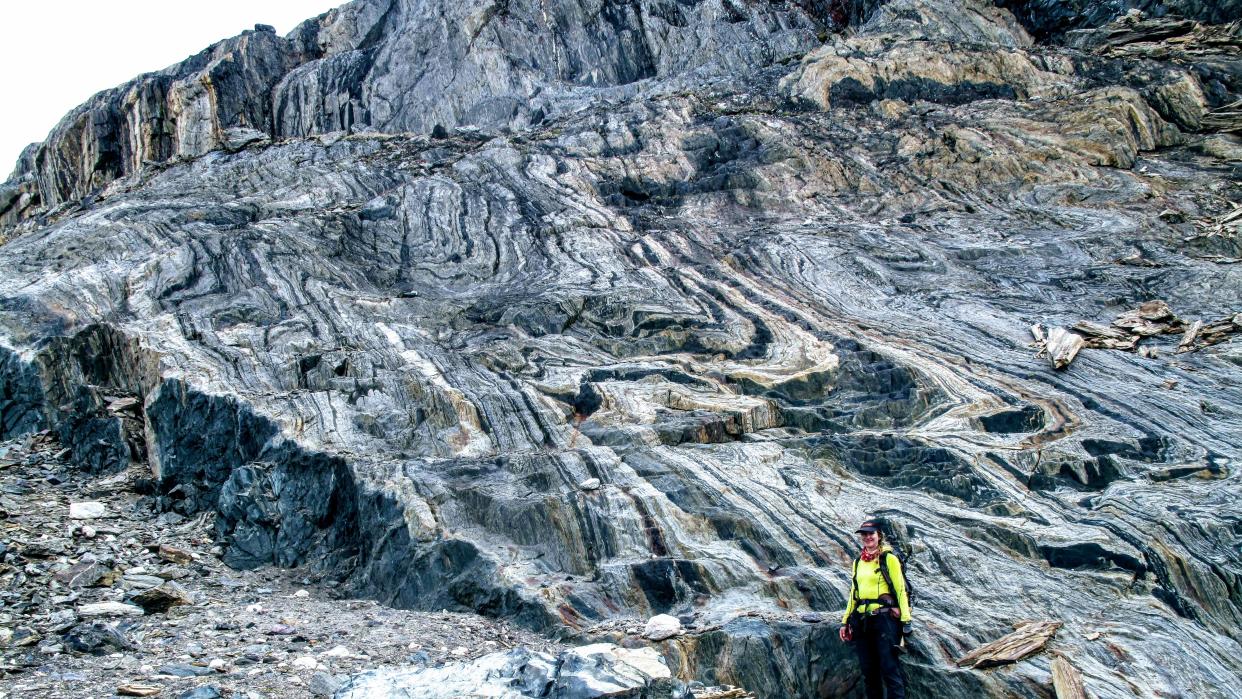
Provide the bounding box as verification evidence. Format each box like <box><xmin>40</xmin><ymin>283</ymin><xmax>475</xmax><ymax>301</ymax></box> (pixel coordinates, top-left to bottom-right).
<box><xmin>851</xmin><ymin>545</ymin><xmax>917</xmax><ymax>611</ymax></box>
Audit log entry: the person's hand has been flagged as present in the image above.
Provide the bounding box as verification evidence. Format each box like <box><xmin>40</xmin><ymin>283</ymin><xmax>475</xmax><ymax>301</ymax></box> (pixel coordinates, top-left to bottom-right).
<box><xmin>889</xmin><ymin>607</ymin><xmax>901</xmax><ymax>619</ymax></box>
<box><xmin>839</xmin><ymin>625</ymin><xmax>852</xmax><ymax>642</ymax></box>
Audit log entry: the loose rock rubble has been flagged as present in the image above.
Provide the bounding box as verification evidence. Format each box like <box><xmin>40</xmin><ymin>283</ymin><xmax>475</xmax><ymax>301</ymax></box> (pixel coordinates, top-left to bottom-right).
<box><xmin>0</xmin><ymin>433</ymin><xmax>560</xmax><ymax>698</ymax></box>
<box><xmin>1033</xmin><ymin>300</ymin><xmax>1241</xmax><ymax>368</ymax></box>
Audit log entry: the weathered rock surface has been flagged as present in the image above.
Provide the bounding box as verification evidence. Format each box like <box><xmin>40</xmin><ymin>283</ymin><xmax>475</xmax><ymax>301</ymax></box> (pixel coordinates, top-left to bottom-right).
<box><xmin>2</xmin><ymin>0</ymin><xmax>1241</xmax><ymax>698</ymax></box>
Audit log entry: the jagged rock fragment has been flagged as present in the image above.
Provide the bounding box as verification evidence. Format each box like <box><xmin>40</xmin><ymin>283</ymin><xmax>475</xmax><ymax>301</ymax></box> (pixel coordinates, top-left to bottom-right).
<box><xmin>68</xmin><ymin>501</ymin><xmax>107</xmax><ymax>519</ymax></box>
<box><xmin>1178</xmin><ymin>320</ymin><xmax>1203</xmax><ymax>351</ymax></box>
<box><xmin>1072</xmin><ymin>321</ymin><xmax>1138</xmax><ymax>350</ymax></box>
<box><xmin>78</xmin><ymin>601</ymin><xmax>145</xmax><ymax>618</ymax></box>
<box><xmin>956</xmin><ymin>621</ymin><xmax>1062</xmax><ymax>669</ymax></box>
<box><xmin>644</xmin><ymin>614</ymin><xmax>683</xmax><ymax>641</ymax></box>
<box><xmin>1112</xmin><ymin>300</ymin><xmax>1182</xmax><ymax>337</ymax></box>
<box><xmin>54</xmin><ymin>561</ymin><xmax>111</xmax><ymax>588</ymax></box>
<box><xmin>1177</xmin><ymin>313</ymin><xmax>1242</xmax><ymax>352</ymax></box>
<box><xmin>63</xmin><ymin>622</ymin><xmax>136</xmax><ymax>655</ymax></box>
<box><xmin>157</xmin><ymin>544</ymin><xmax>194</xmax><ymax>565</ymax></box>
<box><xmin>9</xmin><ymin>626</ymin><xmax>39</xmax><ymax>647</ymax></box>
<box><xmin>309</xmin><ymin>672</ymin><xmax>343</xmax><ymax>697</ymax></box>
<box><xmin>1051</xmin><ymin>652</ymin><xmax>1087</xmax><ymax>699</ymax></box>
<box><xmin>1045</xmin><ymin>328</ymin><xmax>1085</xmax><ymax>370</ymax></box>
<box><xmin>158</xmin><ymin>662</ymin><xmax>216</xmax><ymax>677</ymax></box>
<box><xmin>131</xmin><ymin>581</ymin><xmax>193</xmax><ymax>614</ymax></box>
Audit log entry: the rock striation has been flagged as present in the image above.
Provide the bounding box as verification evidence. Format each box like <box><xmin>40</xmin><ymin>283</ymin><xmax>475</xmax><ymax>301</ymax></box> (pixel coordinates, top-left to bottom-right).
<box><xmin>1</xmin><ymin>1</ymin><xmax>1241</xmax><ymax>698</ymax></box>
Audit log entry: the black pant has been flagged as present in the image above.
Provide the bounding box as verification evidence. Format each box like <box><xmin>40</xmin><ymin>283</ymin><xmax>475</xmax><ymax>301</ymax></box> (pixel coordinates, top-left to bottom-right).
<box><xmin>852</xmin><ymin>613</ymin><xmax>906</xmax><ymax>699</ymax></box>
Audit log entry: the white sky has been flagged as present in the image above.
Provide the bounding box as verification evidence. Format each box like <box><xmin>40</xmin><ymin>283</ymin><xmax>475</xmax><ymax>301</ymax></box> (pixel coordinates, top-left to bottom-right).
<box><xmin>1</xmin><ymin>1</ymin><xmax>346</xmax><ymax>178</ymax></box>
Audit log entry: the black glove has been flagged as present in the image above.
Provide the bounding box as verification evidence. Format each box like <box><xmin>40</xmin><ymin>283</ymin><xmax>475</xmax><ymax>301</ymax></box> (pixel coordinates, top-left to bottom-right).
<box><xmin>902</xmin><ymin>622</ymin><xmax>913</xmax><ymax>636</ymax></box>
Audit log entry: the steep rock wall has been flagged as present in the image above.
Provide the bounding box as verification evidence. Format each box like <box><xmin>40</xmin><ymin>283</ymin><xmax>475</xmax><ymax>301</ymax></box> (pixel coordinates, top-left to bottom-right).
<box><xmin>1</xmin><ymin>1</ymin><xmax>1240</xmax><ymax>697</ymax></box>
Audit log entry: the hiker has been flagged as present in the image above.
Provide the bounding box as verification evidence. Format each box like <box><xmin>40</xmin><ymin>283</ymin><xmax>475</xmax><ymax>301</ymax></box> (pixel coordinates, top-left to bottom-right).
<box><xmin>839</xmin><ymin>519</ymin><xmax>911</xmax><ymax>699</ymax></box>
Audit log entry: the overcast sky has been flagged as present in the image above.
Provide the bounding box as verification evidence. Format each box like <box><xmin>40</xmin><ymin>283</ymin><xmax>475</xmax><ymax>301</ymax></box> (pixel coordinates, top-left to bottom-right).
<box><xmin>1</xmin><ymin>1</ymin><xmax>346</xmax><ymax>178</ymax></box>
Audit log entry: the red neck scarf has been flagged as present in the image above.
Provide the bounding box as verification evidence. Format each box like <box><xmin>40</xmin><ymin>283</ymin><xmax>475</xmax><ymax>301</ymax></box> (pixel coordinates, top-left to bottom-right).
<box><xmin>860</xmin><ymin>547</ymin><xmax>880</xmax><ymax>562</ymax></box>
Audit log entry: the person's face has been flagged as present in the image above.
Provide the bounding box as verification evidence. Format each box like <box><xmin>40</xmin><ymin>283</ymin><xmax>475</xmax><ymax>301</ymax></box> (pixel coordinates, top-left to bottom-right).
<box><xmin>859</xmin><ymin>530</ymin><xmax>879</xmax><ymax>547</ymax></box>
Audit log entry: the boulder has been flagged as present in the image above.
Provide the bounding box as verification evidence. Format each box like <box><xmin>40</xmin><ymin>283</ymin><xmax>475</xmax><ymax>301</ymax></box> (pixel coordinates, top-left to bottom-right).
<box><xmin>643</xmin><ymin>615</ymin><xmax>683</xmax><ymax>641</ymax></box>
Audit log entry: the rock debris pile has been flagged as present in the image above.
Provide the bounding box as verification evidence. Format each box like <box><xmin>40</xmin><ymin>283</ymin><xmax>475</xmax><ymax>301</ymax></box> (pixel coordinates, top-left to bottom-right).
<box><xmin>0</xmin><ymin>434</ymin><xmax>560</xmax><ymax>698</ymax></box>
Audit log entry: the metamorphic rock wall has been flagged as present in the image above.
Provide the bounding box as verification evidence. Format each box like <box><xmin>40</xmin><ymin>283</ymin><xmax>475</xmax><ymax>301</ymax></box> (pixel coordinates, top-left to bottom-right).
<box><xmin>2</xmin><ymin>0</ymin><xmax>1241</xmax><ymax>696</ymax></box>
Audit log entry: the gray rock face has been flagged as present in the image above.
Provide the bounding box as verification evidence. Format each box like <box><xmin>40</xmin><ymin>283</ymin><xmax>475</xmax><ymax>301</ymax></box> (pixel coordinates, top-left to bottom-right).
<box><xmin>997</xmin><ymin>0</ymin><xmax>1242</xmax><ymax>40</ymax></box>
<box><xmin>2</xmin><ymin>1</ymin><xmax>1241</xmax><ymax>698</ymax></box>
<box><xmin>2</xmin><ymin>0</ymin><xmax>832</xmax><ymax>229</ymax></box>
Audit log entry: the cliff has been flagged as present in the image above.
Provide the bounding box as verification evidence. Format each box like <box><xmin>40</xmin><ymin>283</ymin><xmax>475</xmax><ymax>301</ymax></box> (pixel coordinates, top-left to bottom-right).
<box><xmin>1</xmin><ymin>1</ymin><xmax>1240</xmax><ymax>697</ymax></box>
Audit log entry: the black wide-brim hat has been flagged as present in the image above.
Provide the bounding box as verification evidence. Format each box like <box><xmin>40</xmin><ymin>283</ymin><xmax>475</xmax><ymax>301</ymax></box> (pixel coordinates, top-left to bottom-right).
<box><xmin>856</xmin><ymin>520</ymin><xmax>881</xmax><ymax>533</ymax></box>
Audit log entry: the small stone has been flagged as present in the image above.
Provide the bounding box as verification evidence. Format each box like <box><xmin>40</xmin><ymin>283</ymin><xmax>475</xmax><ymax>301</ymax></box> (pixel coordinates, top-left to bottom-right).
<box><xmin>267</xmin><ymin>624</ymin><xmax>296</xmax><ymax>636</ymax></box>
<box><xmin>800</xmin><ymin>613</ymin><xmax>824</xmax><ymax>623</ymax></box>
<box><xmin>79</xmin><ymin>602</ymin><xmax>145</xmax><ymax>618</ymax></box>
<box><xmin>321</xmin><ymin>645</ymin><xmax>353</xmax><ymax>658</ymax></box>
<box><xmin>48</xmin><ymin>609</ymin><xmax>80</xmax><ymax>633</ymax></box>
<box><xmin>578</xmin><ymin>478</ymin><xmax>601</xmax><ymax>491</ymax></box>
<box><xmin>157</xmin><ymin>662</ymin><xmax>215</xmax><ymax>677</ymax></box>
<box><xmin>11</xmin><ymin>626</ymin><xmax>39</xmax><ymax>646</ymax></box>
<box><xmin>291</xmin><ymin>589</ymin><xmax>310</xmax><ymax>598</ymax></box>
<box><xmin>158</xmin><ymin>544</ymin><xmax>194</xmax><ymax>565</ymax></box>
<box><xmin>177</xmin><ymin>687</ymin><xmax>223</xmax><ymax>699</ymax></box>
<box><xmin>156</xmin><ymin>566</ymin><xmax>191</xmax><ymax>581</ymax></box>
<box><xmin>68</xmin><ymin>501</ymin><xmax>107</xmax><ymax>519</ymax></box>
<box><xmin>124</xmin><ymin>574</ymin><xmax>167</xmax><ymax>590</ymax></box>
<box><xmin>54</xmin><ymin>561</ymin><xmax>110</xmax><ymax>588</ymax></box>
<box><xmin>155</xmin><ymin>512</ymin><xmax>185</xmax><ymax>527</ymax></box>
<box><xmin>208</xmin><ymin>658</ymin><xmax>228</xmax><ymax>672</ymax></box>
<box><xmin>117</xmin><ymin>685</ymin><xmax>161</xmax><ymax>697</ymax></box>
<box><xmin>450</xmin><ymin>646</ymin><xmax>468</xmax><ymax>656</ymax></box>
<box><xmin>643</xmin><ymin>614</ymin><xmax>682</xmax><ymax>641</ymax></box>
<box><xmin>81</xmin><ymin>525</ymin><xmax>98</xmax><ymax>539</ymax></box>
<box><xmin>292</xmin><ymin>655</ymin><xmax>321</xmax><ymax>670</ymax></box>
<box><xmin>131</xmin><ymin>581</ymin><xmax>193</xmax><ymax>613</ymax></box>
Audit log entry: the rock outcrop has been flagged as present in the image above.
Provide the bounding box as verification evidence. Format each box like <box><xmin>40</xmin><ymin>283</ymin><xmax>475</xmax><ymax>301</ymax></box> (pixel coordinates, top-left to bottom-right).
<box><xmin>1</xmin><ymin>1</ymin><xmax>1240</xmax><ymax>698</ymax></box>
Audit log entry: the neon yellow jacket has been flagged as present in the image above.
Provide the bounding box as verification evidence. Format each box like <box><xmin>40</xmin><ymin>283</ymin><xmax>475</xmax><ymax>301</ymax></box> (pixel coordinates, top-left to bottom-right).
<box><xmin>842</xmin><ymin>545</ymin><xmax>911</xmax><ymax>623</ymax></box>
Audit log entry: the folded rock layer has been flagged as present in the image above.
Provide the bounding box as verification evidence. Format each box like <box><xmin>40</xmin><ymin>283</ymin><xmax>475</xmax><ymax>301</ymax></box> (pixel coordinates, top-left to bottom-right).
<box><xmin>1</xmin><ymin>1</ymin><xmax>1240</xmax><ymax>697</ymax></box>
